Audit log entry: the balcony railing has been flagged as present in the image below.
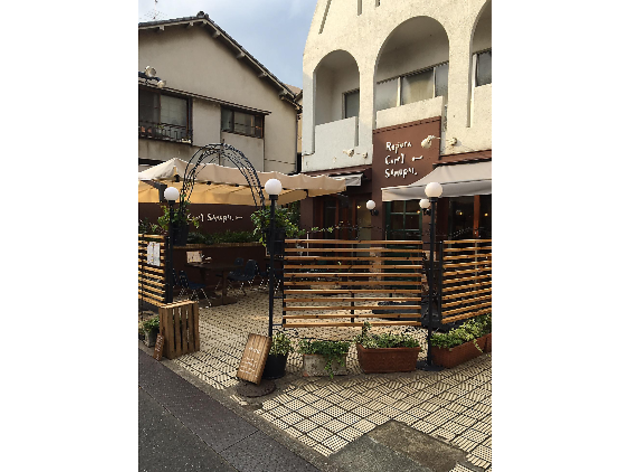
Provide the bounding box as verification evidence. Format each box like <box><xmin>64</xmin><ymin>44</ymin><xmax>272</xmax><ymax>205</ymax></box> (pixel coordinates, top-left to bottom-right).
<box><xmin>138</xmin><ymin>121</ymin><xmax>192</xmax><ymax>143</ymax></box>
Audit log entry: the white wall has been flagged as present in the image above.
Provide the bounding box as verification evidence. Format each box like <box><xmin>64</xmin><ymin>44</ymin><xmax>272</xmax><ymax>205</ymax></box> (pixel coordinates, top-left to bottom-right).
<box><xmin>302</xmin><ymin>0</ymin><xmax>492</xmax><ymax>166</ymax></box>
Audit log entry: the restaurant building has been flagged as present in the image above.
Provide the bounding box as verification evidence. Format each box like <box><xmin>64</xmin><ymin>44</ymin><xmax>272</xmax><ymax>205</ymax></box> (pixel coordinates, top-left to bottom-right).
<box><xmin>299</xmin><ymin>0</ymin><xmax>492</xmax><ymax>241</ymax></box>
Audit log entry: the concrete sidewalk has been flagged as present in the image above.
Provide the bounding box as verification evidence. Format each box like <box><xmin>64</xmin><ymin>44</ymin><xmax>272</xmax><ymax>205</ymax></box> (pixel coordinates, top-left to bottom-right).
<box><xmin>139</xmin><ymin>348</ymin><xmax>322</xmax><ymax>472</ymax></box>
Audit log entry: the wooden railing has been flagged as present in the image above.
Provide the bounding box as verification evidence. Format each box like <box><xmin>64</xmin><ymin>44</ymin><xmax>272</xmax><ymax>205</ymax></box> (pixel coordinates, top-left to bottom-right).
<box><xmin>139</xmin><ymin>234</ymin><xmax>167</xmax><ymax>306</ymax></box>
<box><xmin>438</xmin><ymin>239</ymin><xmax>492</xmax><ymax>324</ymax></box>
<box><xmin>282</xmin><ymin>239</ymin><xmax>427</xmax><ymax>328</ymax></box>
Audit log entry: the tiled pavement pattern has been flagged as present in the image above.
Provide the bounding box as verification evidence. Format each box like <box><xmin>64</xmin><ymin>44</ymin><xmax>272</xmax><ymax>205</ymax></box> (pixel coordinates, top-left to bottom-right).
<box><xmin>170</xmin><ymin>290</ymin><xmax>492</xmax><ymax>472</ymax></box>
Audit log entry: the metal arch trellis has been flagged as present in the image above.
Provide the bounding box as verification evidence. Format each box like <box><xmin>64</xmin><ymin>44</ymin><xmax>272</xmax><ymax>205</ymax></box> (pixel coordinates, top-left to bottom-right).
<box><xmin>179</xmin><ymin>143</ymin><xmax>266</xmax><ymax>210</ymax></box>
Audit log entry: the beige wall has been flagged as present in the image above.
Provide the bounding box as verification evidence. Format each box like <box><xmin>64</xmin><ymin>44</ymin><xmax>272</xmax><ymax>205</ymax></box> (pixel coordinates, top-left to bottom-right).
<box><xmin>302</xmin><ymin>0</ymin><xmax>492</xmax><ymax>171</ymax></box>
<box><xmin>138</xmin><ymin>24</ymin><xmax>297</xmax><ymax>172</ymax></box>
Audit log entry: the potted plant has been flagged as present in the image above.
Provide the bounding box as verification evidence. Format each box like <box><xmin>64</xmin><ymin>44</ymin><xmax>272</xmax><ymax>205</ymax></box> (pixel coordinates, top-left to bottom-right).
<box><xmin>262</xmin><ymin>332</ymin><xmax>294</xmax><ymax>379</ymax></box>
<box><xmin>476</xmin><ymin>313</ymin><xmax>492</xmax><ymax>353</ymax></box>
<box><xmin>353</xmin><ymin>322</ymin><xmax>422</xmax><ymax>373</ymax></box>
<box><xmin>142</xmin><ymin>317</ymin><xmax>160</xmax><ymax>348</ymax></box>
<box><xmin>430</xmin><ymin>317</ymin><xmax>487</xmax><ymax>368</ymax></box>
<box><xmin>297</xmin><ymin>339</ymin><xmax>350</xmax><ymax>379</ymax></box>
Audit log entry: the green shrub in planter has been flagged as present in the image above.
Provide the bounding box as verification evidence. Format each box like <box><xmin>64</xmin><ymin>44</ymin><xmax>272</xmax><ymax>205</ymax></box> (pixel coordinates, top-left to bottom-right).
<box><xmin>269</xmin><ymin>332</ymin><xmax>294</xmax><ymax>356</ymax></box>
<box><xmin>297</xmin><ymin>339</ymin><xmax>350</xmax><ymax>379</ymax></box>
<box><xmin>142</xmin><ymin>317</ymin><xmax>160</xmax><ymax>333</ymax></box>
<box><xmin>352</xmin><ymin>322</ymin><xmax>420</xmax><ymax>349</ymax></box>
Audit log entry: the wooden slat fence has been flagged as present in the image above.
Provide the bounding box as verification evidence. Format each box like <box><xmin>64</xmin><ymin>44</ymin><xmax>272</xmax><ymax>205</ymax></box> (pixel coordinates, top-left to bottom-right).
<box><xmin>282</xmin><ymin>239</ymin><xmax>427</xmax><ymax>328</ymax></box>
<box><xmin>139</xmin><ymin>234</ymin><xmax>166</xmax><ymax>306</ymax></box>
<box><xmin>438</xmin><ymin>239</ymin><xmax>492</xmax><ymax>324</ymax></box>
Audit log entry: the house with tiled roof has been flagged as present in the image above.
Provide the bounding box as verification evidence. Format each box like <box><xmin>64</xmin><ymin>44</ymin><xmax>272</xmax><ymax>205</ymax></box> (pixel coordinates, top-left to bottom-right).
<box><xmin>138</xmin><ymin>11</ymin><xmax>301</xmax><ymax>174</ymax></box>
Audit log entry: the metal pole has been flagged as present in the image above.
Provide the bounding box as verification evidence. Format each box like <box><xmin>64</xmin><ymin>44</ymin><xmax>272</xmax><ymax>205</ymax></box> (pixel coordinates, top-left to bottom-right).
<box><xmin>426</xmin><ymin>197</ymin><xmax>437</xmax><ymax>365</ymax></box>
<box><xmin>167</xmin><ymin>200</ymin><xmax>175</xmax><ymax>304</ymax></box>
<box><xmin>419</xmin><ymin>197</ymin><xmax>443</xmax><ymax>371</ymax></box>
<box><xmin>268</xmin><ymin>195</ymin><xmax>277</xmax><ymax>338</ymax></box>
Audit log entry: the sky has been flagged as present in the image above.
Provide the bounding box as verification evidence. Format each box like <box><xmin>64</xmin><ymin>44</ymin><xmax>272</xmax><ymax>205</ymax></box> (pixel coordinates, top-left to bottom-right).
<box><xmin>138</xmin><ymin>0</ymin><xmax>319</xmax><ymax>89</ymax></box>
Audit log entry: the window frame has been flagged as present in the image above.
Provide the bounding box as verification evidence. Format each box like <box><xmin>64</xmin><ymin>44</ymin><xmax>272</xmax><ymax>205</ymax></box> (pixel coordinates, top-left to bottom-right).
<box><xmin>138</xmin><ymin>87</ymin><xmax>192</xmax><ymax>143</ymax></box>
<box><xmin>385</xmin><ymin>201</ymin><xmax>422</xmax><ymax>240</ymax></box>
<box><xmin>220</xmin><ymin>107</ymin><xmax>264</xmax><ymax>139</ymax></box>
<box><xmin>375</xmin><ymin>61</ymin><xmax>449</xmax><ymax>112</ymax></box>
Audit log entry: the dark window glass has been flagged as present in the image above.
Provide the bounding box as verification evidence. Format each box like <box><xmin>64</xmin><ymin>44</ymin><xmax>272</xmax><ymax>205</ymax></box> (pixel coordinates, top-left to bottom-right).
<box><xmin>221</xmin><ymin>107</ymin><xmax>263</xmax><ymax>138</ymax></box>
<box><xmin>448</xmin><ymin>197</ymin><xmax>475</xmax><ymax>239</ymax></box>
<box><xmin>478</xmin><ymin>195</ymin><xmax>492</xmax><ymax>238</ymax></box>
<box><xmin>375</xmin><ymin>78</ymin><xmax>398</xmax><ymax>111</ymax></box>
<box><xmin>476</xmin><ymin>50</ymin><xmax>492</xmax><ymax>86</ymax></box>
<box><xmin>344</xmin><ymin>90</ymin><xmax>360</xmax><ymax>118</ymax></box>
<box><xmin>401</xmin><ymin>70</ymin><xmax>433</xmax><ymax>105</ymax></box>
<box><xmin>139</xmin><ymin>89</ymin><xmax>159</xmax><ymax>123</ymax></box>
<box><xmin>386</xmin><ymin>201</ymin><xmax>422</xmax><ymax>240</ymax></box>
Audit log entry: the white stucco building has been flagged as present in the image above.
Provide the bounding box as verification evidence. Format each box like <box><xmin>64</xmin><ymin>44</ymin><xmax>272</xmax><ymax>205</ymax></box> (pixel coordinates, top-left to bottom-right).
<box><xmin>138</xmin><ymin>11</ymin><xmax>301</xmax><ymax>174</ymax></box>
<box><xmin>300</xmin><ymin>0</ymin><xmax>492</xmax><ymax>241</ymax></box>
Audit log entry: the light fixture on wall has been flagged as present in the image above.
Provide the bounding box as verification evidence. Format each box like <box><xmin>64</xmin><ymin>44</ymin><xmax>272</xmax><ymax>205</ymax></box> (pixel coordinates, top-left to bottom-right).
<box><xmin>366</xmin><ymin>200</ymin><xmax>378</xmax><ymax>216</ymax></box>
<box><xmin>139</xmin><ymin>66</ymin><xmax>166</xmax><ymax>89</ymax></box>
<box><xmin>419</xmin><ymin>198</ymin><xmax>431</xmax><ymax>215</ymax></box>
<box><xmin>420</xmin><ymin>135</ymin><xmax>457</xmax><ymax>149</ymax></box>
<box><xmin>342</xmin><ymin>149</ymin><xmax>355</xmax><ymax>157</ymax></box>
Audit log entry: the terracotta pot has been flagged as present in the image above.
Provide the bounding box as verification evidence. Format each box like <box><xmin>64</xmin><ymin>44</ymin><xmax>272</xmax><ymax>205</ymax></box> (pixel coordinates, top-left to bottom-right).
<box><xmin>482</xmin><ymin>333</ymin><xmax>492</xmax><ymax>353</ymax></box>
<box><xmin>431</xmin><ymin>337</ymin><xmax>486</xmax><ymax>369</ymax></box>
<box><xmin>356</xmin><ymin>344</ymin><xmax>421</xmax><ymax>373</ymax></box>
<box><xmin>302</xmin><ymin>354</ymin><xmax>347</xmax><ymax>377</ymax></box>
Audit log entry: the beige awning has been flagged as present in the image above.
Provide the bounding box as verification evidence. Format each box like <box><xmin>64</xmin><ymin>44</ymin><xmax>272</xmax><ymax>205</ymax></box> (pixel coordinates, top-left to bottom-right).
<box><xmin>381</xmin><ymin>161</ymin><xmax>492</xmax><ymax>201</ymax></box>
<box><xmin>138</xmin><ymin>158</ymin><xmax>345</xmax><ymax>206</ymax></box>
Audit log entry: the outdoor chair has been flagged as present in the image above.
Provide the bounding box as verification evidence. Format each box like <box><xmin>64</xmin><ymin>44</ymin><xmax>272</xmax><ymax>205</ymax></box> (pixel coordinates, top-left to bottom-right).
<box><xmin>227</xmin><ymin>259</ymin><xmax>258</xmax><ymax>295</ymax></box>
<box><xmin>216</xmin><ymin>257</ymin><xmax>245</xmax><ymax>291</ymax></box>
<box><xmin>172</xmin><ymin>268</ymin><xmax>187</xmax><ymax>300</ymax></box>
<box><xmin>256</xmin><ymin>263</ymin><xmax>270</xmax><ymax>289</ymax></box>
<box><xmin>179</xmin><ymin>270</ymin><xmax>211</xmax><ymax>307</ymax></box>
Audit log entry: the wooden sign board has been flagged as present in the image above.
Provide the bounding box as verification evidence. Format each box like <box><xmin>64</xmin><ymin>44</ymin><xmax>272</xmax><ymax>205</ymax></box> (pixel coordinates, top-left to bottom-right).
<box><xmin>237</xmin><ymin>334</ymin><xmax>271</xmax><ymax>385</ymax></box>
<box><xmin>187</xmin><ymin>251</ymin><xmax>203</xmax><ymax>263</ymax></box>
<box><xmin>153</xmin><ymin>334</ymin><xmax>165</xmax><ymax>361</ymax></box>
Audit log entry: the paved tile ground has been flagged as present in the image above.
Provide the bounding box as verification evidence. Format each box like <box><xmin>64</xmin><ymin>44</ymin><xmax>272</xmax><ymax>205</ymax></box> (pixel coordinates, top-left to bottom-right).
<box><xmin>161</xmin><ymin>289</ymin><xmax>491</xmax><ymax>472</ymax></box>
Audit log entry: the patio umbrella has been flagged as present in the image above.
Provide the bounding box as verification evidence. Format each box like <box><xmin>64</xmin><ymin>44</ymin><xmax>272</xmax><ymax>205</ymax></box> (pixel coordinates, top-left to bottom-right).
<box><xmin>138</xmin><ymin>158</ymin><xmax>345</xmax><ymax>206</ymax></box>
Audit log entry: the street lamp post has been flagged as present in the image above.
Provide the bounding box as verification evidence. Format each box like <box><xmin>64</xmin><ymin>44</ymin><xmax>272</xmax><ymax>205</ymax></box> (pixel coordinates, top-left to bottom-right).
<box><xmin>418</xmin><ymin>182</ymin><xmax>444</xmax><ymax>371</ymax></box>
<box><xmin>264</xmin><ymin>179</ymin><xmax>283</xmax><ymax>339</ymax></box>
<box><xmin>164</xmin><ymin>187</ymin><xmax>180</xmax><ymax>304</ymax></box>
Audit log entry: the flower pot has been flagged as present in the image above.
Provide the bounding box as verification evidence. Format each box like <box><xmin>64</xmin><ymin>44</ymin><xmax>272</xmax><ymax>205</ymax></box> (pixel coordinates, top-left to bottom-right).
<box><xmin>302</xmin><ymin>354</ymin><xmax>348</xmax><ymax>377</ymax></box>
<box><xmin>431</xmin><ymin>337</ymin><xmax>486</xmax><ymax>369</ymax></box>
<box><xmin>482</xmin><ymin>333</ymin><xmax>492</xmax><ymax>353</ymax></box>
<box><xmin>144</xmin><ymin>329</ymin><xmax>158</xmax><ymax>348</ymax></box>
<box><xmin>356</xmin><ymin>344</ymin><xmax>421</xmax><ymax>373</ymax></box>
<box><xmin>262</xmin><ymin>354</ymin><xmax>288</xmax><ymax>379</ymax></box>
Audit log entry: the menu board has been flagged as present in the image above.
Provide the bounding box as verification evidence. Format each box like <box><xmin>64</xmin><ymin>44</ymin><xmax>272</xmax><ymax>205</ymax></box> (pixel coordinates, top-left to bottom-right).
<box><xmin>147</xmin><ymin>242</ymin><xmax>161</xmax><ymax>267</ymax></box>
<box><xmin>153</xmin><ymin>334</ymin><xmax>165</xmax><ymax>361</ymax></box>
<box><xmin>236</xmin><ymin>334</ymin><xmax>271</xmax><ymax>385</ymax></box>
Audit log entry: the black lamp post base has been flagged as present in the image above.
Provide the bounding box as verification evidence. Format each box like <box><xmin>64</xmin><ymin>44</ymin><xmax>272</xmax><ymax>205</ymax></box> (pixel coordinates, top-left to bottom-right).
<box><xmin>416</xmin><ymin>360</ymin><xmax>444</xmax><ymax>372</ymax></box>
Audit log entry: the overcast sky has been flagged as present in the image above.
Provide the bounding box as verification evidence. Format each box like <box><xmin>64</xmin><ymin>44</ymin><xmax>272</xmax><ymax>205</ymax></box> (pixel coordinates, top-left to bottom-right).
<box><xmin>138</xmin><ymin>0</ymin><xmax>319</xmax><ymax>89</ymax></box>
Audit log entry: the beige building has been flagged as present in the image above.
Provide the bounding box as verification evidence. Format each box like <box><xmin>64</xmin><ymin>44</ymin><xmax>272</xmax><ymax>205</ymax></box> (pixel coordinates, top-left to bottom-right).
<box><xmin>138</xmin><ymin>11</ymin><xmax>301</xmax><ymax>174</ymax></box>
<box><xmin>300</xmin><ymin>0</ymin><xmax>492</xmax><ymax>241</ymax></box>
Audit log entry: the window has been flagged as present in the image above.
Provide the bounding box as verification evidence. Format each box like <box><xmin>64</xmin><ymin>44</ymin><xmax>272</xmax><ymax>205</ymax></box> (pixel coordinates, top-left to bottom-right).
<box><xmin>475</xmin><ymin>50</ymin><xmax>492</xmax><ymax>86</ymax></box>
<box><xmin>344</xmin><ymin>90</ymin><xmax>360</xmax><ymax>118</ymax></box>
<box><xmin>386</xmin><ymin>201</ymin><xmax>421</xmax><ymax>240</ymax></box>
<box><xmin>138</xmin><ymin>89</ymin><xmax>191</xmax><ymax>142</ymax></box>
<box><xmin>376</xmin><ymin>63</ymin><xmax>449</xmax><ymax>112</ymax></box>
<box><xmin>221</xmin><ymin>108</ymin><xmax>263</xmax><ymax>138</ymax></box>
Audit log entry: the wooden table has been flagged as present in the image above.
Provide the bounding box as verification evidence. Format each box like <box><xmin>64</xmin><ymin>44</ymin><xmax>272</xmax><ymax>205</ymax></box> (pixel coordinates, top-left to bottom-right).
<box><xmin>186</xmin><ymin>262</ymin><xmax>241</xmax><ymax>305</ymax></box>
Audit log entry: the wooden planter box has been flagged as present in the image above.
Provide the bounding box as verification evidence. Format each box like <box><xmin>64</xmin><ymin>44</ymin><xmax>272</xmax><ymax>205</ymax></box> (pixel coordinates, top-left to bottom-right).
<box><xmin>432</xmin><ymin>337</ymin><xmax>486</xmax><ymax>369</ymax></box>
<box><xmin>302</xmin><ymin>354</ymin><xmax>348</xmax><ymax>377</ymax></box>
<box><xmin>159</xmin><ymin>300</ymin><xmax>200</xmax><ymax>360</ymax></box>
<box><xmin>356</xmin><ymin>344</ymin><xmax>421</xmax><ymax>373</ymax></box>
